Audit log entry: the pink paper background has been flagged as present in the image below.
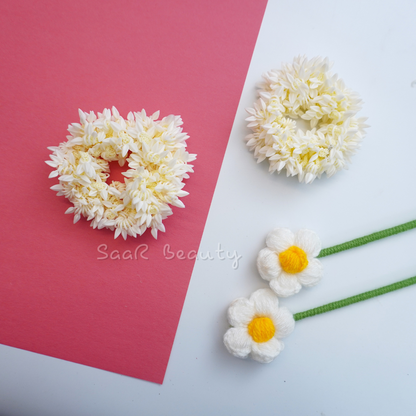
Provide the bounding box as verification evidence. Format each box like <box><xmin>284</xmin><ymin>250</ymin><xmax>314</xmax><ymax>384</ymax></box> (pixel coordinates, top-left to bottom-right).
<box><xmin>0</xmin><ymin>0</ymin><xmax>267</xmax><ymax>383</ymax></box>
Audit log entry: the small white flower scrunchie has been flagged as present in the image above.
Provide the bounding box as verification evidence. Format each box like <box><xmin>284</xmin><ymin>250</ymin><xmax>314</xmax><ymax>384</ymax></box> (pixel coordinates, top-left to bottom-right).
<box><xmin>246</xmin><ymin>56</ymin><xmax>368</xmax><ymax>183</ymax></box>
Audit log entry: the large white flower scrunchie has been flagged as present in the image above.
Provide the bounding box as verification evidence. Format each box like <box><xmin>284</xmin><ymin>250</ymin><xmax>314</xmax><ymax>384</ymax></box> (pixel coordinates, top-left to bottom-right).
<box><xmin>224</xmin><ymin>288</ymin><xmax>295</xmax><ymax>363</ymax></box>
<box><xmin>46</xmin><ymin>107</ymin><xmax>196</xmax><ymax>239</ymax></box>
<box><xmin>257</xmin><ymin>228</ymin><xmax>323</xmax><ymax>297</ymax></box>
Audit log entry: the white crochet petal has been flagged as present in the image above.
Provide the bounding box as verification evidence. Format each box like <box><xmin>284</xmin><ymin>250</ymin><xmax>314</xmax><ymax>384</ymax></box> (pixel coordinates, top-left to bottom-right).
<box><xmin>270</xmin><ymin>306</ymin><xmax>295</xmax><ymax>339</ymax></box>
<box><xmin>297</xmin><ymin>258</ymin><xmax>324</xmax><ymax>287</ymax></box>
<box><xmin>250</xmin><ymin>337</ymin><xmax>284</xmax><ymax>363</ymax></box>
<box><xmin>227</xmin><ymin>298</ymin><xmax>255</xmax><ymax>327</ymax></box>
<box><xmin>266</xmin><ymin>228</ymin><xmax>294</xmax><ymax>252</ymax></box>
<box><xmin>294</xmin><ymin>229</ymin><xmax>321</xmax><ymax>257</ymax></box>
<box><xmin>257</xmin><ymin>248</ymin><xmax>282</xmax><ymax>281</ymax></box>
<box><xmin>269</xmin><ymin>274</ymin><xmax>302</xmax><ymax>297</ymax></box>
<box><xmin>223</xmin><ymin>328</ymin><xmax>253</xmax><ymax>359</ymax></box>
<box><xmin>249</xmin><ymin>288</ymin><xmax>280</xmax><ymax>316</ymax></box>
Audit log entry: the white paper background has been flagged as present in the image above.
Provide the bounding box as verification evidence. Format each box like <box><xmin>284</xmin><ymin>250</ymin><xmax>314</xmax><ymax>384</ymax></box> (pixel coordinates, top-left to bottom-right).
<box><xmin>1</xmin><ymin>0</ymin><xmax>416</xmax><ymax>414</ymax></box>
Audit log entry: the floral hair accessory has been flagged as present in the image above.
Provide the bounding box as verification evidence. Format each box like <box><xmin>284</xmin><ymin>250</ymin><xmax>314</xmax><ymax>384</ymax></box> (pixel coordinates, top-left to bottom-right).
<box><xmin>246</xmin><ymin>56</ymin><xmax>369</xmax><ymax>183</ymax></box>
<box><xmin>258</xmin><ymin>220</ymin><xmax>416</xmax><ymax>297</ymax></box>
<box><xmin>225</xmin><ymin>275</ymin><xmax>416</xmax><ymax>364</ymax></box>
<box><xmin>225</xmin><ymin>219</ymin><xmax>416</xmax><ymax>363</ymax></box>
<box><xmin>223</xmin><ymin>288</ymin><xmax>295</xmax><ymax>363</ymax></box>
<box><xmin>46</xmin><ymin>107</ymin><xmax>196</xmax><ymax>239</ymax></box>
<box><xmin>257</xmin><ymin>228</ymin><xmax>323</xmax><ymax>297</ymax></box>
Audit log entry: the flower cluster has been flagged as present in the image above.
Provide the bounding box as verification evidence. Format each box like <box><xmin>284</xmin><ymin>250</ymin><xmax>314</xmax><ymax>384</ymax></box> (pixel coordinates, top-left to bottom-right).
<box><xmin>246</xmin><ymin>56</ymin><xmax>369</xmax><ymax>183</ymax></box>
<box><xmin>46</xmin><ymin>107</ymin><xmax>196</xmax><ymax>239</ymax></box>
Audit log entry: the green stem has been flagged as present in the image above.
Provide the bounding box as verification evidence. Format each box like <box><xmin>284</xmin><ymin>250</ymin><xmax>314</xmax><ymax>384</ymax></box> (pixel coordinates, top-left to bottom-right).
<box><xmin>294</xmin><ymin>275</ymin><xmax>416</xmax><ymax>321</ymax></box>
<box><xmin>317</xmin><ymin>220</ymin><xmax>416</xmax><ymax>258</ymax></box>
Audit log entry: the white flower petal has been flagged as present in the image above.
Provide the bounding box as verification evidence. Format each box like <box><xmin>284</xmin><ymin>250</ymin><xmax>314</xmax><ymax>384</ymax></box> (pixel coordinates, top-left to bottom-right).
<box><xmin>295</xmin><ymin>229</ymin><xmax>321</xmax><ymax>257</ymax></box>
<box><xmin>227</xmin><ymin>298</ymin><xmax>255</xmax><ymax>327</ymax></box>
<box><xmin>266</xmin><ymin>228</ymin><xmax>295</xmax><ymax>252</ymax></box>
<box><xmin>270</xmin><ymin>306</ymin><xmax>295</xmax><ymax>339</ymax></box>
<box><xmin>297</xmin><ymin>258</ymin><xmax>323</xmax><ymax>287</ymax></box>
<box><xmin>223</xmin><ymin>328</ymin><xmax>252</xmax><ymax>359</ymax></box>
<box><xmin>269</xmin><ymin>274</ymin><xmax>302</xmax><ymax>297</ymax></box>
<box><xmin>257</xmin><ymin>248</ymin><xmax>281</xmax><ymax>281</ymax></box>
<box><xmin>251</xmin><ymin>337</ymin><xmax>283</xmax><ymax>363</ymax></box>
<box><xmin>249</xmin><ymin>288</ymin><xmax>280</xmax><ymax>316</ymax></box>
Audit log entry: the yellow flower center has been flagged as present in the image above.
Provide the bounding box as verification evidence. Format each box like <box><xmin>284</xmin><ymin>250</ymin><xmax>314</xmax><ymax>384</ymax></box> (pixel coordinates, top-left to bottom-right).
<box><xmin>147</xmin><ymin>152</ymin><xmax>160</xmax><ymax>163</ymax></box>
<box><xmin>139</xmin><ymin>132</ymin><xmax>151</xmax><ymax>144</ymax></box>
<box><xmin>121</xmin><ymin>133</ymin><xmax>131</xmax><ymax>145</ymax></box>
<box><xmin>93</xmin><ymin>181</ymin><xmax>106</xmax><ymax>190</ymax></box>
<box><xmin>79</xmin><ymin>152</ymin><xmax>91</xmax><ymax>163</ymax></box>
<box><xmin>247</xmin><ymin>317</ymin><xmax>275</xmax><ymax>343</ymax></box>
<box><xmin>105</xmin><ymin>210</ymin><xmax>117</xmax><ymax>220</ymax></box>
<box><xmin>318</xmin><ymin>148</ymin><xmax>329</xmax><ymax>158</ymax></box>
<box><xmin>103</xmin><ymin>147</ymin><xmax>117</xmax><ymax>159</ymax></box>
<box><xmin>279</xmin><ymin>246</ymin><xmax>308</xmax><ymax>274</ymax></box>
<box><xmin>148</xmin><ymin>205</ymin><xmax>158</xmax><ymax>215</ymax></box>
<box><xmin>90</xmin><ymin>147</ymin><xmax>102</xmax><ymax>157</ymax></box>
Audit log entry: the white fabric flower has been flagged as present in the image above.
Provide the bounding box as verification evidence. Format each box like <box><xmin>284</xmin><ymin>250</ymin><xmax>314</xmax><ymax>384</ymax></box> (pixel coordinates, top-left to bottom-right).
<box><xmin>257</xmin><ymin>228</ymin><xmax>323</xmax><ymax>297</ymax></box>
<box><xmin>46</xmin><ymin>107</ymin><xmax>196</xmax><ymax>239</ymax></box>
<box><xmin>246</xmin><ymin>55</ymin><xmax>369</xmax><ymax>183</ymax></box>
<box><xmin>224</xmin><ymin>288</ymin><xmax>295</xmax><ymax>363</ymax></box>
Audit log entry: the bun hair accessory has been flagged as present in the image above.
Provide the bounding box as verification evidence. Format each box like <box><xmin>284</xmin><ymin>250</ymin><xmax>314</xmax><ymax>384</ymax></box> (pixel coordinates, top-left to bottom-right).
<box><xmin>46</xmin><ymin>107</ymin><xmax>196</xmax><ymax>239</ymax></box>
<box><xmin>246</xmin><ymin>56</ymin><xmax>369</xmax><ymax>183</ymax></box>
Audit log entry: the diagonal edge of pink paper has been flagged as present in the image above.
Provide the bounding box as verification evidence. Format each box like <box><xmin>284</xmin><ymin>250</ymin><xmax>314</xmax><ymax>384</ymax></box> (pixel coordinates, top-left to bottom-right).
<box><xmin>0</xmin><ymin>0</ymin><xmax>267</xmax><ymax>383</ymax></box>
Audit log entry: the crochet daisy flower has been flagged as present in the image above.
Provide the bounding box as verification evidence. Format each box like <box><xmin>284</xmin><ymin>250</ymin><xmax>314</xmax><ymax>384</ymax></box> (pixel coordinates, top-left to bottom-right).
<box><xmin>257</xmin><ymin>228</ymin><xmax>323</xmax><ymax>297</ymax></box>
<box><xmin>246</xmin><ymin>56</ymin><xmax>369</xmax><ymax>183</ymax></box>
<box><xmin>223</xmin><ymin>288</ymin><xmax>295</xmax><ymax>363</ymax></box>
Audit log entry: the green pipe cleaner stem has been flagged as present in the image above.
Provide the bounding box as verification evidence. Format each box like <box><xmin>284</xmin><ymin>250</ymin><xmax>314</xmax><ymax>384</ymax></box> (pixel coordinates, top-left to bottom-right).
<box><xmin>293</xmin><ymin>275</ymin><xmax>416</xmax><ymax>321</ymax></box>
<box><xmin>317</xmin><ymin>219</ymin><xmax>416</xmax><ymax>258</ymax></box>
